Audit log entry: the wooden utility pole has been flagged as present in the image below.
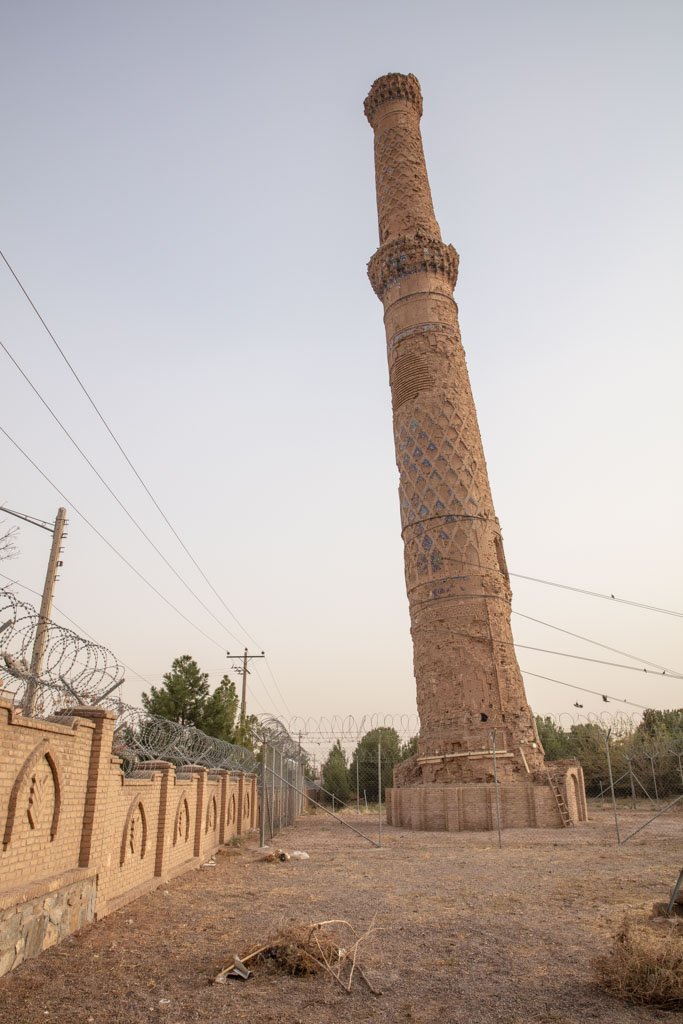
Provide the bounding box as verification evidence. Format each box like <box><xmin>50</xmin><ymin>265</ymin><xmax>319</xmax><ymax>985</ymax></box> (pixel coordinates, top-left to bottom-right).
<box><xmin>25</xmin><ymin>507</ymin><xmax>68</xmax><ymax>714</ymax></box>
<box><xmin>227</xmin><ymin>647</ymin><xmax>265</xmax><ymax>732</ymax></box>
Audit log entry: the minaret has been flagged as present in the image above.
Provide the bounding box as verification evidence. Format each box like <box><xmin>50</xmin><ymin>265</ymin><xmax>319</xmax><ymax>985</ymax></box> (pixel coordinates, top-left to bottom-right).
<box><xmin>365</xmin><ymin>73</ymin><xmax>586</xmax><ymax>830</ymax></box>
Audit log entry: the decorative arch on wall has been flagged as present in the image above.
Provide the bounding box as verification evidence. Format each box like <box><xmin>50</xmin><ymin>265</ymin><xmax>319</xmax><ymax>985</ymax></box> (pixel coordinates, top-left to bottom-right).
<box><xmin>243</xmin><ymin>791</ymin><xmax>250</xmax><ymax>819</ymax></box>
<box><xmin>119</xmin><ymin>796</ymin><xmax>147</xmax><ymax>866</ymax></box>
<box><xmin>227</xmin><ymin>792</ymin><xmax>236</xmax><ymax>825</ymax></box>
<box><xmin>173</xmin><ymin>796</ymin><xmax>190</xmax><ymax>847</ymax></box>
<box><xmin>205</xmin><ymin>794</ymin><xmax>217</xmax><ymax>834</ymax></box>
<box><xmin>3</xmin><ymin>738</ymin><xmax>61</xmax><ymax>851</ymax></box>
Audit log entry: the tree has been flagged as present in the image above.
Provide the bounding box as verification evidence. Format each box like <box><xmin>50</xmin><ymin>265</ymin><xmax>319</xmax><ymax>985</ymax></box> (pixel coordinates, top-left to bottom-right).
<box><xmin>321</xmin><ymin>740</ymin><xmax>351</xmax><ymax>803</ymax></box>
<box><xmin>0</xmin><ymin>520</ymin><xmax>19</xmax><ymax>563</ymax></box>
<box><xmin>350</xmin><ymin>727</ymin><xmax>403</xmax><ymax>802</ymax></box>
<box><xmin>634</xmin><ymin>708</ymin><xmax>683</xmax><ymax>747</ymax></box>
<box><xmin>141</xmin><ymin>655</ymin><xmax>240</xmax><ymax>742</ymax></box>
<box><xmin>535</xmin><ymin>716</ymin><xmax>573</xmax><ymax>761</ymax></box>
<box><xmin>400</xmin><ymin>734</ymin><xmax>418</xmax><ymax>761</ymax></box>
<box><xmin>201</xmin><ymin>675</ymin><xmax>240</xmax><ymax>741</ymax></box>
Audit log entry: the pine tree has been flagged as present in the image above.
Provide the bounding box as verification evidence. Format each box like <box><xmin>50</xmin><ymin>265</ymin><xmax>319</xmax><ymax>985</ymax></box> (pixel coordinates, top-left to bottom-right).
<box><xmin>321</xmin><ymin>740</ymin><xmax>351</xmax><ymax>803</ymax></box>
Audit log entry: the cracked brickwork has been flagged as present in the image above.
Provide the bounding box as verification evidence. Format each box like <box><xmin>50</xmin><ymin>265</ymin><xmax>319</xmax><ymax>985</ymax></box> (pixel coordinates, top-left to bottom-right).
<box><xmin>365</xmin><ymin>73</ymin><xmax>586</xmax><ymax>827</ymax></box>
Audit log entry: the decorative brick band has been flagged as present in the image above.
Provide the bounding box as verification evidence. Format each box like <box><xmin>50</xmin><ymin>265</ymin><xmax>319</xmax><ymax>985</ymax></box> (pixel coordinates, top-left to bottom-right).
<box><xmin>364</xmin><ymin>72</ymin><xmax>423</xmax><ymax>125</ymax></box>
<box><xmin>368</xmin><ymin>234</ymin><xmax>459</xmax><ymax>299</ymax></box>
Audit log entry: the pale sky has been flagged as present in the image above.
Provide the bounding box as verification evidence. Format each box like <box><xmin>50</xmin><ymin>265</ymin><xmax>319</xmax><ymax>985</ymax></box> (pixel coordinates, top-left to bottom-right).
<box><xmin>1</xmin><ymin>0</ymin><xmax>681</xmax><ymax>742</ymax></box>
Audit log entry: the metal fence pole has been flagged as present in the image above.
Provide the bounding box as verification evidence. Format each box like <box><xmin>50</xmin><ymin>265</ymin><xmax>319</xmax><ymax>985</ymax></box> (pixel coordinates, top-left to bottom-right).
<box><xmin>259</xmin><ymin>745</ymin><xmax>266</xmax><ymax>847</ymax></box>
<box><xmin>278</xmin><ymin>750</ymin><xmax>283</xmax><ymax>833</ymax></box>
<box><xmin>628</xmin><ymin>760</ymin><xmax>637</xmax><ymax>810</ymax></box>
<box><xmin>605</xmin><ymin>730</ymin><xmax>621</xmax><ymax>845</ymax></box>
<box><xmin>356</xmin><ymin>757</ymin><xmax>360</xmax><ymax>816</ymax></box>
<box><xmin>270</xmin><ymin>745</ymin><xmax>275</xmax><ymax>839</ymax></box>
<box><xmin>647</xmin><ymin>754</ymin><xmax>659</xmax><ymax>805</ymax></box>
<box><xmin>491</xmin><ymin>729</ymin><xmax>502</xmax><ymax>848</ymax></box>
<box><xmin>378</xmin><ymin>740</ymin><xmax>383</xmax><ymax>848</ymax></box>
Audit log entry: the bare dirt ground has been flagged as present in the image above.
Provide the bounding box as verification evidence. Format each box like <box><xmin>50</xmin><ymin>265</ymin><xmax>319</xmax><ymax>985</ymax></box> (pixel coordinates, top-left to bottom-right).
<box><xmin>0</xmin><ymin>807</ymin><xmax>680</xmax><ymax>1024</ymax></box>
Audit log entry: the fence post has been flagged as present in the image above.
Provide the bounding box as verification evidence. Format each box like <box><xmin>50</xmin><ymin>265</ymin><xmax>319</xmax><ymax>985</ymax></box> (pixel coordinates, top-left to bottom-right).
<box><xmin>605</xmin><ymin>730</ymin><xmax>621</xmax><ymax>845</ymax></box>
<box><xmin>378</xmin><ymin>740</ymin><xmax>383</xmax><ymax>848</ymax></box>
<box><xmin>627</xmin><ymin>759</ymin><xmax>637</xmax><ymax>810</ymax></box>
<box><xmin>270</xmin><ymin>745</ymin><xmax>275</xmax><ymax>839</ymax></box>
<box><xmin>356</xmin><ymin>757</ymin><xmax>360</xmax><ymax>816</ymax></box>
<box><xmin>278</xmin><ymin>750</ymin><xmax>284</xmax><ymax>833</ymax></box>
<box><xmin>491</xmin><ymin>729</ymin><xmax>502</xmax><ymax>848</ymax></box>
<box><xmin>259</xmin><ymin>745</ymin><xmax>266</xmax><ymax>847</ymax></box>
<box><xmin>673</xmin><ymin>749</ymin><xmax>683</xmax><ymax>788</ymax></box>
<box><xmin>647</xmin><ymin>753</ymin><xmax>659</xmax><ymax>805</ymax></box>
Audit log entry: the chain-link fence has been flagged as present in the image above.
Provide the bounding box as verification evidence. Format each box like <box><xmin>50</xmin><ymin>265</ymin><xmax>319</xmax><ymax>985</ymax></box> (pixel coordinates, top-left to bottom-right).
<box><xmin>289</xmin><ymin>712</ymin><xmax>682</xmax><ymax>848</ymax></box>
<box><xmin>584</xmin><ymin>736</ymin><xmax>683</xmax><ymax>845</ymax></box>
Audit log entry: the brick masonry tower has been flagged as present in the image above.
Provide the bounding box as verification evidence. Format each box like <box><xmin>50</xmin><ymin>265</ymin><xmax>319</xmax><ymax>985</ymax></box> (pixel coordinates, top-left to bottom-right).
<box><xmin>365</xmin><ymin>73</ymin><xmax>586</xmax><ymax>830</ymax></box>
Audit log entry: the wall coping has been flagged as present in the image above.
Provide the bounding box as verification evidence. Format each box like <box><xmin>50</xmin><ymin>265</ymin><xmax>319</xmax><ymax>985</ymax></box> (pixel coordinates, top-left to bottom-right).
<box><xmin>0</xmin><ymin>867</ymin><xmax>98</xmax><ymax>913</ymax></box>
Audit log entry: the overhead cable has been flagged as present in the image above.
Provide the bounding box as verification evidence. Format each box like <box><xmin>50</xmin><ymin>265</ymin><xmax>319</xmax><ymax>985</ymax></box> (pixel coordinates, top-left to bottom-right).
<box><xmin>0</xmin><ymin>421</ymin><xmax>227</xmax><ymax>652</ymax></box>
<box><xmin>0</xmin><ymin>248</ymin><xmax>262</xmax><ymax>647</ymax></box>
<box><xmin>0</xmin><ymin>338</ymin><xmax>249</xmax><ymax>646</ymax></box>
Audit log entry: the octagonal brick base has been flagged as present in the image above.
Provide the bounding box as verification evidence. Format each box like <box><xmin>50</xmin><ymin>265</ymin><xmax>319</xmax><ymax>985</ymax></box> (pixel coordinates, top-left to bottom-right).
<box><xmin>386</xmin><ymin>770</ymin><xmax>587</xmax><ymax>832</ymax></box>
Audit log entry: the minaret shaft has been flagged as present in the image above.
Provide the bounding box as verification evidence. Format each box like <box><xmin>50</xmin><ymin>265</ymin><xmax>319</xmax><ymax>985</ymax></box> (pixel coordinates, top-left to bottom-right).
<box><xmin>366</xmin><ymin>73</ymin><xmax>545</xmax><ymax>783</ymax></box>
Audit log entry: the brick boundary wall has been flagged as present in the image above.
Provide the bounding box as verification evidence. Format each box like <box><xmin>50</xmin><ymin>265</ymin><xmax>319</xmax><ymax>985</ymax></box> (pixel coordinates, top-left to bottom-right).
<box><xmin>0</xmin><ymin>699</ymin><xmax>258</xmax><ymax>976</ymax></box>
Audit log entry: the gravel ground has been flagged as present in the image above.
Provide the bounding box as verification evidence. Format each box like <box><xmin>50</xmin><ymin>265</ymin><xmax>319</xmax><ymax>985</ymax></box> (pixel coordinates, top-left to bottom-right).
<box><xmin>0</xmin><ymin>807</ymin><xmax>680</xmax><ymax>1024</ymax></box>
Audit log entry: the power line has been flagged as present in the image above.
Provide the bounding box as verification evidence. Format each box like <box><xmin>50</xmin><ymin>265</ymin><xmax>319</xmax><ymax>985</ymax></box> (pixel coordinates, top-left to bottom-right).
<box><xmin>513</xmin><ymin>610</ymin><xmax>682</xmax><ymax>678</ymax></box>
<box><xmin>521</xmin><ymin>669</ymin><xmax>649</xmax><ymax>711</ymax></box>
<box><xmin>514</xmin><ymin>642</ymin><xmax>682</xmax><ymax>679</ymax></box>
<box><xmin>252</xmin><ymin>658</ymin><xmax>293</xmax><ymax>720</ymax></box>
<box><xmin>0</xmin><ymin>337</ymin><xmax>245</xmax><ymax>646</ymax></box>
<box><xmin>0</xmin><ymin>421</ymin><xmax>228</xmax><ymax>652</ymax></box>
<box><xmin>0</xmin><ymin>570</ymin><xmax>153</xmax><ymax>690</ymax></box>
<box><xmin>438</xmin><ymin>554</ymin><xmax>683</xmax><ymax>619</ymax></box>
<box><xmin>432</xmin><ymin>617</ymin><xmax>683</xmax><ymax>679</ymax></box>
<box><xmin>511</xmin><ymin>572</ymin><xmax>683</xmax><ymax>619</ymax></box>
<box><xmin>0</xmin><ymin>248</ymin><xmax>262</xmax><ymax>647</ymax></box>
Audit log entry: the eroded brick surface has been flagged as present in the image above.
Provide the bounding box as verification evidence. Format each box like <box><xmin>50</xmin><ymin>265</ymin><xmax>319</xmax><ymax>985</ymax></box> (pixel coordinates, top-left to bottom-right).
<box><xmin>365</xmin><ymin>74</ymin><xmax>585</xmax><ymax>825</ymax></box>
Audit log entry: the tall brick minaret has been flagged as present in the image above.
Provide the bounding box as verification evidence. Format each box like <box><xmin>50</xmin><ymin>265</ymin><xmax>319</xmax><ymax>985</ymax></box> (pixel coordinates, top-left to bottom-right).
<box><xmin>365</xmin><ymin>73</ymin><xmax>586</xmax><ymax>830</ymax></box>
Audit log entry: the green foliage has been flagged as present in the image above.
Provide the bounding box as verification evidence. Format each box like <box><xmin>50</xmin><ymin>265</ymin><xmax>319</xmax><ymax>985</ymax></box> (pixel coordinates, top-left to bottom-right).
<box><xmin>233</xmin><ymin>713</ymin><xmax>259</xmax><ymax>750</ymax></box>
<box><xmin>535</xmin><ymin>709</ymin><xmax>683</xmax><ymax>796</ymax></box>
<box><xmin>201</xmin><ymin>675</ymin><xmax>240</xmax><ymax>741</ymax></box>
<box><xmin>321</xmin><ymin>740</ymin><xmax>351</xmax><ymax>803</ymax></box>
<box><xmin>635</xmin><ymin>708</ymin><xmax>683</xmax><ymax>747</ymax></box>
<box><xmin>141</xmin><ymin>655</ymin><xmax>241</xmax><ymax>743</ymax></box>
<box><xmin>535</xmin><ymin>716</ymin><xmax>573</xmax><ymax>760</ymax></box>
<box><xmin>400</xmin><ymin>734</ymin><xmax>418</xmax><ymax>760</ymax></box>
<box><xmin>350</xmin><ymin>727</ymin><xmax>403</xmax><ymax>802</ymax></box>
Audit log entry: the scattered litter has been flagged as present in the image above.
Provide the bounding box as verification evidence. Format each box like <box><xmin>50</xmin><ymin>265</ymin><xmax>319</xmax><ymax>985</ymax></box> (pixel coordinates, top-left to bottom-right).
<box><xmin>214</xmin><ymin>955</ymin><xmax>253</xmax><ymax>983</ymax></box>
<box><xmin>201</xmin><ymin>858</ymin><xmax>216</xmax><ymax>868</ymax></box>
<box><xmin>158</xmin><ymin>998</ymin><xmax>171</xmax><ymax>1007</ymax></box>
<box><xmin>259</xmin><ymin>848</ymin><xmax>290</xmax><ymax>863</ymax></box>
<box><xmin>213</xmin><ymin>918</ymin><xmax>380</xmax><ymax>993</ymax></box>
<box><xmin>290</xmin><ymin>851</ymin><xmax>310</xmax><ymax>861</ymax></box>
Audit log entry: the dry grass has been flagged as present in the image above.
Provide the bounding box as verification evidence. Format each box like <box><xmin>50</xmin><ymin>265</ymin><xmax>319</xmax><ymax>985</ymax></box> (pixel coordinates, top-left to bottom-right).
<box><xmin>253</xmin><ymin>920</ymin><xmax>344</xmax><ymax>976</ymax></box>
<box><xmin>594</xmin><ymin>916</ymin><xmax>683</xmax><ymax>1010</ymax></box>
<box><xmin>214</xmin><ymin>917</ymin><xmax>380</xmax><ymax>992</ymax></box>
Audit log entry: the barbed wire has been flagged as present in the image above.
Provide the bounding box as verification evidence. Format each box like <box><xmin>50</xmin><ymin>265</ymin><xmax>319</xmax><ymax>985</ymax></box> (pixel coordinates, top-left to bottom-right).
<box><xmin>284</xmin><ymin>713</ymin><xmax>421</xmax><ymax>741</ymax></box>
<box><xmin>112</xmin><ymin>704</ymin><xmax>263</xmax><ymax>773</ymax></box>
<box><xmin>280</xmin><ymin>710</ymin><xmax>670</xmax><ymax>742</ymax></box>
<box><xmin>0</xmin><ymin>586</ymin><xmax>124</xmax><ymax>713</ymax></box>
<box><xmin>0</xmin><ymin>586</ymin><xmax>309</xmax><ymax>775</ymax></box>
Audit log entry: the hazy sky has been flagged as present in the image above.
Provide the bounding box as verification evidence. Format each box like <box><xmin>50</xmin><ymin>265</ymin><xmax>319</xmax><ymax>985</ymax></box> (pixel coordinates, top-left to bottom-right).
<box><xmin>1</xmin><ymin>0</ymin><xmax>681</xmax><ymax>741</ymax></box>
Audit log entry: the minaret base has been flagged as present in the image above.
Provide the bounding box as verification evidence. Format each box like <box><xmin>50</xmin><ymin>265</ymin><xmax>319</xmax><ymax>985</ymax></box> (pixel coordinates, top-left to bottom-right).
<box><xmin>386</xmin><ymin>762</ymin><xmax>587</xmax><ymax>831</ymax></box>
